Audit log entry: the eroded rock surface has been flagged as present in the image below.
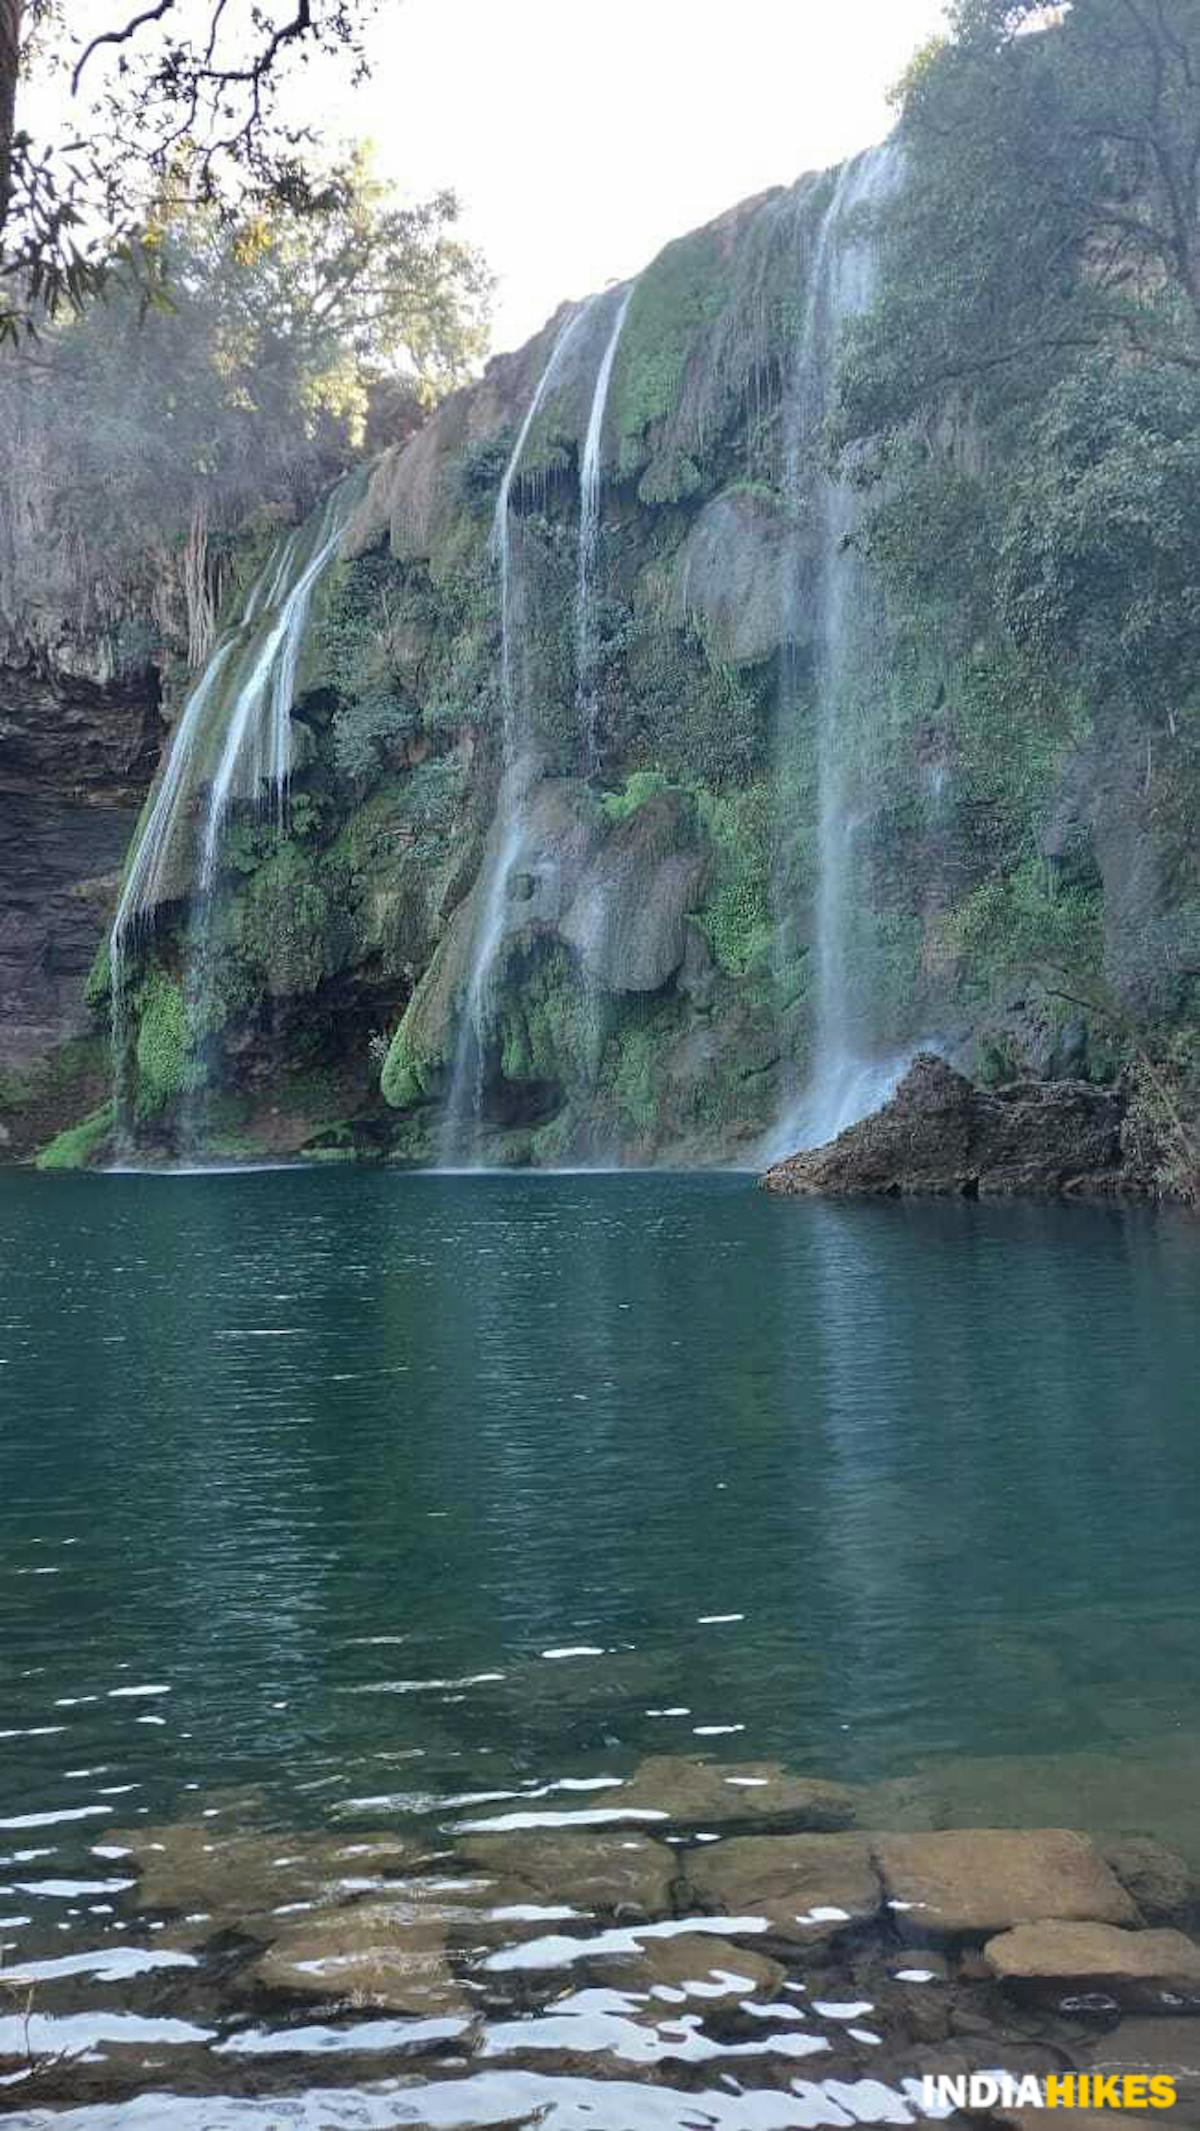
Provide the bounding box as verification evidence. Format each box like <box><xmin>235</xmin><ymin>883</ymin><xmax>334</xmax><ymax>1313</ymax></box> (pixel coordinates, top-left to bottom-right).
<box><xmin>108</xmin><ymin>1821</ymin><xmax>416</xmax><ymax>1930</ymax></box>
<box><xmin>1102</xmin><ymin>1837</ymin><xmax>1199</xmax><ymax>1929</ymax></box>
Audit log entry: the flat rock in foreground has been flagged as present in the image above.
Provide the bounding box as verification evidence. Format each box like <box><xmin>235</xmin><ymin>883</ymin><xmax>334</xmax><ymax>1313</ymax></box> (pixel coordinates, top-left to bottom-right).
<box><xmin>762</xmin><ymin>1053</ymin><xmax>1129</xmax><ymax>1199</ymax></box>
<box><xmin>873</xmin><ymin>1828</ymin><xmax>1140</xmax><ymax>1942</ymax></box>
<box><xmin>683</xmin><ymin>1831</ymin><xmax>881</xmax><ymax>1944</ymax></box>
<box><xmin>985</xmin><ymin>1918</ymin><xmax>1200</xmax><ymax>2009</ymax></box>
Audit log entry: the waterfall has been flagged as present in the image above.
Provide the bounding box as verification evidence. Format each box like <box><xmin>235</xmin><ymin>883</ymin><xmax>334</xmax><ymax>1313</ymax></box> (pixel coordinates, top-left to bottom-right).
<box><xmin>110</xmin><ymin>479</ymin><xmax>357</xmax><ymax>1151</ymax></box>
<box><xmin>576</xmin><ymin>285</ymin><xmax>633</xmax><ymax>778</ymax></box>
<box><xmin>767</xmin><ymin>143</ymin><xmax>905</xmax><ymax>1160</ymax></box>
<box><xmin>440</xmin><ymin>304</ymin><xmax>593</xmax><ymax>1166</ymax></box>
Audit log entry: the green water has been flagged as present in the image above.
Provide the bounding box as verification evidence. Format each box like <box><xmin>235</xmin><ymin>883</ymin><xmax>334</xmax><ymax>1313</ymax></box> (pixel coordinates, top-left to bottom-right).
<box><xmin>1</xmin><ymin>1170</ymin><xmax>1198</xmax><ymax>2124</ymax></box>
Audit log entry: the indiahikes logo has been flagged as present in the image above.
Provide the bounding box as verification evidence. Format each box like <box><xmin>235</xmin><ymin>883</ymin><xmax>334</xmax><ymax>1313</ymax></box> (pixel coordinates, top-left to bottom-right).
<box><xmin>922</xmin><ymin>2072</ymin><xmax>1178</xmax><ymax>2111</ymax></box>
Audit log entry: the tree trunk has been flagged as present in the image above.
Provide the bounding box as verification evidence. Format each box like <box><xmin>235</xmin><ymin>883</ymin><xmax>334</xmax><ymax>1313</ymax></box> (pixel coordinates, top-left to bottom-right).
<box><xmin>0</xmin><ymin>0</ymin><xmax>21</xmax><ymax>244</ymax></box>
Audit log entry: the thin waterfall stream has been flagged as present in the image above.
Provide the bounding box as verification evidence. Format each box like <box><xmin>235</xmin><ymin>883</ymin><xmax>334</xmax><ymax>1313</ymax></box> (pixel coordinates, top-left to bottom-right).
<box><xmin>109</xmin><ymin>479</ymin><xmax>359</xmax><ymax>1154</ymax></box>
<box><xmin>576</xmin><ymin>284</ymin><xmax>633</xmax><ymax>779</ymax></box>
<box><xmin>440</xmin><ymin>303</ymin><xmax>594</xmax><ymax>1167</ymax></box>
<box><xmin>767</xmin><ymin>142</ymin><xmax>908</xmax><ymax>1162</ymax></box>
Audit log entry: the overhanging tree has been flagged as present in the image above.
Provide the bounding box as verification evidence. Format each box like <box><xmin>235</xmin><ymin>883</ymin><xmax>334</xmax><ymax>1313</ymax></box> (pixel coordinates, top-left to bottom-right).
<box><xmin>1</xmin><ymin>0</ymin><xmax>384</xmax><ymax>335</ymax></box>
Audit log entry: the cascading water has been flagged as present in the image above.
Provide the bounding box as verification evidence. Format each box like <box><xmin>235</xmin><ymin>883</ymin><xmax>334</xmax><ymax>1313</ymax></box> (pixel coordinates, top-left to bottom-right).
<box><xmin>440</xmin><ymin>304</ymin><xmax>594</xmax><ymax>1166</ymax></box>
<box><xmin>766</xmin><ymin>143</ymin><xmax>906</xmax><ymax>1161</ymax></box>
<box><xmin>109</xmin><ymin>479</ymin><xmax>358</xmax><ymax>1154</ymax></box>
<box><xmin>576</xmin><ymin>284</ymin><xmax>633</xmax><ymax>778</ymax></box>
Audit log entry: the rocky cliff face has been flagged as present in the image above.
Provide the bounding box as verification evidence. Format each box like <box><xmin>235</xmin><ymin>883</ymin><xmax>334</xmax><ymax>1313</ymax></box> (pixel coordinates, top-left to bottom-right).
<box><xmin>0</xmin><ymin>660</ymin><xmax>162</xmax><ymax>1154</ymax></box>
<box><xmin>9</xmin><ymin>158</ymin><xmax>1199</xmax><ymax>1182</ymax></box>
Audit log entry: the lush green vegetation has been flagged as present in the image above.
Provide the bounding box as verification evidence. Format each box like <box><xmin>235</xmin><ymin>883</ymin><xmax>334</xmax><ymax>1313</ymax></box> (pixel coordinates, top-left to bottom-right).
<box><xmin>835</xmin><ymin>0</ymin><xmax>1199</xmax><ymax>1107</ymax></box>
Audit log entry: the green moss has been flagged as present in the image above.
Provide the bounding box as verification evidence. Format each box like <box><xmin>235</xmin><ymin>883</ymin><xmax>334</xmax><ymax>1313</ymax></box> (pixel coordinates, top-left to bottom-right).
<box><xmin>455</xmin><ymin>429</ymin><xmax>516</xmax><ymax>514</ymax></box>
<box><xmin>0</xmin><ymin>1036</ymin><xmax>108</xmax><ymax>1119</ymax></box>
<box><xmin>35</xmin><ymin>1104</ymin><xmax>113</xmax><ymax>1171</ymax></box>
<box><xmin>609</xmin><ymin>1021</ymin><xmax>659</xmax><ymax>1133</ymax></box>
<box><xmin>694</xmin><ymin>783</ymin><xmax>774</xmax><ymax>976</ymax></box>
<box><xmin>84</xmin><ymin>938</ymin><xmax>112</xmax><ymax>1012</ymax></box>
<box><xmin>638</xmin><ymin>451</ymin><xmax>704</xmax><ymax>507</ymax></box>
<box><xmin>614</xmin><ymin>607</ymin><xmax>771</xmax><ymax>787</ymax></box>
<box><xmin>380</xmin><ymin>1019</ymin><xmax>436</xmax><ymax>1109</ymax></box>
<box><xmin>600</xmin><ymin>769</ymin><xmax>675</xmax><ymax>825</ymax></box>
<box><xmin>228</xmin><ymin>842</ymin><xmax>336</xmax><ymax>1000</ymax></box>
<box><xmin>496</xmin><ymin>944</ymin><xmax>592</xmax><ymax>1091</ymax></box>
<box><xmin>135</xmin><ymin>971</ymin><xmax>201</xmax><ymax>1117</ymax></box>
<box><xmin>610</xmin><ymin>225</ymin><xmax>732</xmax><ymax>475</ymax></box>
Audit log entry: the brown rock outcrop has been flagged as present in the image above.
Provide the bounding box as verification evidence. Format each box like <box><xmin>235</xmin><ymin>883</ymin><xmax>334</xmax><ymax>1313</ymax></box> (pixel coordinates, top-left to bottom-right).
<box><xmin>762</xmin><ymin>1052</ymin><xmax>1131</xmax><ymax>1199</ymax></box>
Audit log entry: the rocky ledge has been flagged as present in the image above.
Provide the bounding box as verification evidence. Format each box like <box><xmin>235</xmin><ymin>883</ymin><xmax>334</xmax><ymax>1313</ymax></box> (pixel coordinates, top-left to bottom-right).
<box><xmin>761</xmin><ymin>1052</ymin><xmax>1151</xmax><ymax>1201</ymax></box>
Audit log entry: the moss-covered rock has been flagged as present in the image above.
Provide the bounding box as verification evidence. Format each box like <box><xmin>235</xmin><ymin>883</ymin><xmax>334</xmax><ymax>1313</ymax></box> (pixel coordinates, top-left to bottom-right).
<box><xmin>34</xmin><ymin>1104</ymin><xmax>114</xmax><ymax>1171</ymax></box>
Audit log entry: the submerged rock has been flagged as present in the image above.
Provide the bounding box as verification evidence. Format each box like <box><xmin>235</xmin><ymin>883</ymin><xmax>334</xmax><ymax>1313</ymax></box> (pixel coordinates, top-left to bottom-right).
<box><xmin>682</xmin><ymin>1832</ymin><xmax>881</xmax><ymax>1944</ymax></box>
<box><xmin>614</xmin><ymin>1756</ymin><xmax>858</xmax><ymax>1832</ymax></box>
<box><xmin>249</xmin><ymin>1902</ymin><xmax>470</xmax><ymax>2014</ymax></box>
<box><xmin>586</xmin><ymin>1931</ymin><xmax>786</xmax><ymax>2008</ymax></box>
<box><xmin>762</xmin><ymin>1052</ymin><xmax>1131</xmax><ymax>1199</ymax></box>
<box><xmin>984</xmin><ymin>1918</ymin><xmax>1200</xmax><ymax>2011</ymax></box>
<box><xmin>107</xmin><ymin>1822</ymin><xmax>416</xmax><ymax>1930</ymax></box>
<box><xmin>873</xmin><ymin>1829</ymin><xmax>1140</xmax><ymax>1943</ymax></box>
<box><xmin>1084</xmin><ymin>2014</ymin><xmax>1200</xmax><ymax>2109</ymax></box>
<box><xmin>453</xmin><ymin>1830</ymin><xmax>676</xmax><ymax>1919</ymax></box>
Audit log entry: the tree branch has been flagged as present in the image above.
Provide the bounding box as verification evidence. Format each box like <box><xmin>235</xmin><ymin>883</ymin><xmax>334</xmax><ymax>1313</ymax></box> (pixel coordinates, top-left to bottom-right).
<box><xmin>71</xmin><ymin>0</ymin><xmax>176</xmax><ymax>95</ymax></box>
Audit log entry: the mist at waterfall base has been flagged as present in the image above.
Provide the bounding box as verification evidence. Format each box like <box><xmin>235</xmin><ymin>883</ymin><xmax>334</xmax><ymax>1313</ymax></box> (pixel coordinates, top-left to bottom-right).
<box><xmin>2</xmin><ymin>1167</ymin><xmax>1200</xmax><ymax>2118</ymax></box>
<box><xmin>111</xmin><ymin>148</ymin><xmax>925</xmax><ymax>1171</ymax></box>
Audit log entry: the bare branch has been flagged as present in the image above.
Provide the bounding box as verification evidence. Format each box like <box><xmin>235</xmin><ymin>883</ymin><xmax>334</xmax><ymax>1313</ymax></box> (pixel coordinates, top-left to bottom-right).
<box><xmin>71</xmin><ymin>0</ymin><xmax>176</xmax><ymax>94</ymax></box>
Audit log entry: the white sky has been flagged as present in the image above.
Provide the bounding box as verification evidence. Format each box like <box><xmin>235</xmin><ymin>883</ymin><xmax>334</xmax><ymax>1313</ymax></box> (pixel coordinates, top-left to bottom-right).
<box><xmin>324</xmin><ymin>0</ymin><xmax>952</xmax><ymax>352</ymax></box>
<box><xmin>32</xmin><ymin>0</ymin><xmax>952</xmax><ymax>357</ymax></box>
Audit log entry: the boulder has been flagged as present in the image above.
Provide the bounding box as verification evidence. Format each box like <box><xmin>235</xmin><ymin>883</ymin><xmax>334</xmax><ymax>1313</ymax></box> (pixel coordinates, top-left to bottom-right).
<box><xmin>1102</xmin><ymin>1837</ymin><xmax>1198</xmax><ymax>1928</ymax></box>
<box><xmin>762</xmin><ymin>1053</ymin><xmax>1128</xmax><ymax>1199</ymax></box>
<box><xmin>683</xmin><ymin>1832</ymin><xmax>881</xmax><ymax>1944</ymax></box>
<box><xmin>452</xmin><ymin>1830</ymin><xmax>676</xmax><ymax>1919</ymax></box>
<box><xmin>613</xmin><ymin>1756</ymin><xmax>858</xmax><ymax>1832</ymax></box>
<box><xmin>984</xmin><ymin>1919</ymin><xmax>1200</xmax><ymax>2011</ymax></box>
<box><xmin>873</xmin><ymin>1829</ymin><xmax>1139</xmax><ymax>1943</ymax></box>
